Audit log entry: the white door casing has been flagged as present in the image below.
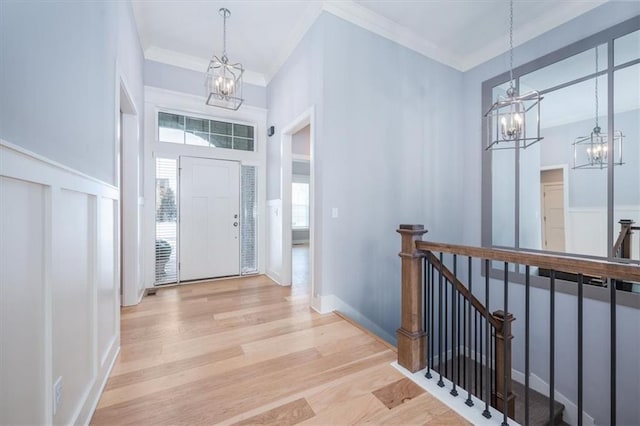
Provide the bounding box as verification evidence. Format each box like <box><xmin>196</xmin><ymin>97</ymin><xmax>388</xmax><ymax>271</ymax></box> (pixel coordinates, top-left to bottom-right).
<box><xmin>179</xmin><ymin>156</ymin><xmax>240</xmax><ymax>281</ymax></box>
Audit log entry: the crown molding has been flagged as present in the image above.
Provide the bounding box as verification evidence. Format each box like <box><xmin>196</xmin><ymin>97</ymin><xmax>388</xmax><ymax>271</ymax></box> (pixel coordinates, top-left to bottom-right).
<box><xmin>263</xmin><ymin>1</ymin><xmax>325</xmax><ymax>83</ymax></box>
<box><xmin>144</xmin><ymin>46</ymin><xmax>267</xmax><ymax>87</ymax></box>
<box><xmin>320</xmin><ymin>1</ymin><xmax>465</xmax><ymax>70</ymax></box>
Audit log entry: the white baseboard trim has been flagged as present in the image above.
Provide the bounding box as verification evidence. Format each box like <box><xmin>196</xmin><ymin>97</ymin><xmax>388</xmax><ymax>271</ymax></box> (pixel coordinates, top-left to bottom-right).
<box><xmin>77</xmin><ymin>340</ymin><xmax>120</xmax><ymax>425</ymax></box>
<box><xmin>393</xmin><ymin>361</ymin><xmax>516</xmax><ymax>426</ymax></box>
<box><xmin>265</xmin><ymin>269</ymin><xmax>283</xmax><ymax>286</ymax></box>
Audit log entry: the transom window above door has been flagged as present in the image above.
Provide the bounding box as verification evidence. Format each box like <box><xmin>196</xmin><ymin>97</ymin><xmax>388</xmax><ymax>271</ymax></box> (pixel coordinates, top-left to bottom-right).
<box><xmin>158</xmin><ymin>111</ymin><xmax>255</xmax><ymax>152</ymax></box>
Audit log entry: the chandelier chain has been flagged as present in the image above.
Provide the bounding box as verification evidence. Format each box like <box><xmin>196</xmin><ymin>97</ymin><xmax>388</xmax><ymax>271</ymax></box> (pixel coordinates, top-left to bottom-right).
<box><xmin>222</xmin><ymin>9</ymin><xmax>227</xmax><ymax>58</ymax></box>
<box><xmin>595</xmin><ymin>47</ymin><xmax>599</xmax><ymax>129</ymax></box>
<box><xmin>509</xmin><ymin>0</ymin><xmax>514</xmax><ymax>90</ymax></box>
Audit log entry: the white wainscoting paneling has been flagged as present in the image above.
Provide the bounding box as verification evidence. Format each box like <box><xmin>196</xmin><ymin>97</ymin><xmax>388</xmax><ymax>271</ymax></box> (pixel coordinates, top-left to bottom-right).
<box><xmin>566</xmin><ymin>206</ymin><xmax>640</xmax><ymax>258</ymax></box>
<box><xmin>0</xmin><ymin>176</ymin><xmax>47</xmax><ymax>425</ymax></box>
<box><xmin>0</xmin><ymin>140</ymin><xmax>120</xmax><ymax>425</ymax></box>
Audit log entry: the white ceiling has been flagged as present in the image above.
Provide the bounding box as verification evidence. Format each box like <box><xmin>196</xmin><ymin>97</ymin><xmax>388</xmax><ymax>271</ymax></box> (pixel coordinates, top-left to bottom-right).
<box><xmin>132</xmin><ymin>0</ymin><xmax>609</xmax><ymax>86</ymax></box>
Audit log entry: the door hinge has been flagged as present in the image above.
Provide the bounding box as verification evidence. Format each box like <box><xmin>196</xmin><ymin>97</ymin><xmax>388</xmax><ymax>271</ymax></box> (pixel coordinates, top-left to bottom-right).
<box><xmin>178</xmin><ymin>262</ymin><xmax>181</xmax><ymax>270</ymax></box>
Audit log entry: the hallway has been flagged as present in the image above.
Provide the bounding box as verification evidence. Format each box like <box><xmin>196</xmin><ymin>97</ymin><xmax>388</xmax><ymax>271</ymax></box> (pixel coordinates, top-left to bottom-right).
<box><xmin>91</xmin><ymin>276</ymin><xmax>466</xmax><ymax>425</ymax></box>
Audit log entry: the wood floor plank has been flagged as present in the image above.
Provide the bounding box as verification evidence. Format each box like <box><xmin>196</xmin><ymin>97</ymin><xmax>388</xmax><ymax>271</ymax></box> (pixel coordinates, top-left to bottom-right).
<box><xmin>231</xmin><ymin>398</ymin><xmax>315</xmax><ymax>426</ymax></box>
<box><xmin>299</xmin><ymin>394</ymin><xmax>388</xmax><ymax>425</ymax></box>
<box><xmin>372</xmin><ymin>377</ymin><xmax>426</xmax><ymax>409</ymax></box>
<box><xmin>91</xmin><ymin>275</ymin><xmax>466</xmax><ymax>425</ymax></box>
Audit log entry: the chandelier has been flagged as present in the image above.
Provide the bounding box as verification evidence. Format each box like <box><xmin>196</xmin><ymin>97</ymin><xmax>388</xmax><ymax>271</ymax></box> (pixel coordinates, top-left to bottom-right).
<box><xmin>205</xmin><ymin>8</ymin><xmax>244</xmax><ymax>110</ymax></box>
<box><xmin>572</xmin><ymin>48</ymin><xmax>624</xmax><ymax>169</ymax></box>
<box><xmin>484</xmin><ymin>0</ymin><xmax>543</xmax><ymax>150</ymax></box>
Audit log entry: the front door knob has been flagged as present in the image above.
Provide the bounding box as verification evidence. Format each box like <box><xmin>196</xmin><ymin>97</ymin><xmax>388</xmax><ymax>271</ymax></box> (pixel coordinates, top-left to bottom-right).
<box><xmin>233</xmin><ymin>222</ymin><xmax>238</xmax><ymax>227</ymax></box>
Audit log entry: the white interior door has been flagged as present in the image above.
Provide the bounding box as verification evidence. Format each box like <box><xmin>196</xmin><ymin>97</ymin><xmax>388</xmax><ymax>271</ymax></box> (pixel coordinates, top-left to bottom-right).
<box><xmin>542</xmin><ymin>182</ymin><xmax>566</xmax><ymax>252</ymax></box>
<box><xmin>180</xmin><ymin>156</ymin><xmax>240</xmax><ymax>281</ymax></box>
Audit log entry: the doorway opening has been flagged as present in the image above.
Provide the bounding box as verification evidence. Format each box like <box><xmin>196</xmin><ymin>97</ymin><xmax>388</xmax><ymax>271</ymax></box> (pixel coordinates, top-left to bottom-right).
<box><xmin>291</xmin><ymin>126</ymin><xmax>311</xmax><ymax>295</ymax></box>
<box><xmin>280</xmin><ymin>107</ymin><xmax>315</xmax><ymax>303</ymax></box>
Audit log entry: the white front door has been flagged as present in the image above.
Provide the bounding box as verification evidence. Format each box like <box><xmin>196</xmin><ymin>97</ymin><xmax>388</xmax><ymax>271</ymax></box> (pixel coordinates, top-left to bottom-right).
<box><xmin>179</xmin><ymin>156</ymin><xmax>240</xmax><ymax>281</ymax></box>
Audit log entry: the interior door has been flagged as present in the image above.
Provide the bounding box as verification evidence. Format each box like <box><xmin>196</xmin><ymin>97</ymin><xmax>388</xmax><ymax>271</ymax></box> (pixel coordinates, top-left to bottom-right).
<box><xmin>180</xmin><ymin>156</ymin><xmax>240</xmax><ymax>281</ymax></box>
<box><xmin>542</xmin><ymin>182</ymin><xmax>566</xmax><ymax>252</ymax></box>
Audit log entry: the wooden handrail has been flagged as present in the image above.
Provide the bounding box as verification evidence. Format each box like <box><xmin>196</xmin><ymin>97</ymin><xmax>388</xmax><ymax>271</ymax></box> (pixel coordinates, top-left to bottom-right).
<box><xmin>417</xmin><ymin>240</ymin><xmax>640</xmax><ymax>282</ymax></box>
<box><xmin>426</xmin><ymin>251</ymin><xmax>502</xmax><ymax>330</ymax></box>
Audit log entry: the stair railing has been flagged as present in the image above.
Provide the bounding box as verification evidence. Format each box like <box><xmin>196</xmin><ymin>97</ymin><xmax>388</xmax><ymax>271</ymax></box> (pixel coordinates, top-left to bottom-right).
<box><xmin>397</xmin><ymin>224</ymin><xmax>640</xmax><ymax>426</ymax></box>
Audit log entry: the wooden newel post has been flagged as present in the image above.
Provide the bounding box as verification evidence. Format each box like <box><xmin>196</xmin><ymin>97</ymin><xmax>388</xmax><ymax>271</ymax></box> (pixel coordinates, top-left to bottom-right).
<box><xmin>492</xmin><ymin>310</ymin><xmax>516</xmax><ymax>418</ymax></box>
<box><xmin>396</xmin><ymin>224</ymin><xmax>428</xmax><ymax>373</ymax></box>
<box><xmin>619</xmin><ymin>219</ymin><xmax>634</xmax><ymax>259</ymax></box>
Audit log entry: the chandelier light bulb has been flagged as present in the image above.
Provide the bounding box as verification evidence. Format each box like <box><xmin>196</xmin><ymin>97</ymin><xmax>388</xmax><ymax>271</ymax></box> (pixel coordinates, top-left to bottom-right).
<box><xmin>500</xmin><ymin>112</ymin><xmax>523</xmax><ymax>141</ymax></box>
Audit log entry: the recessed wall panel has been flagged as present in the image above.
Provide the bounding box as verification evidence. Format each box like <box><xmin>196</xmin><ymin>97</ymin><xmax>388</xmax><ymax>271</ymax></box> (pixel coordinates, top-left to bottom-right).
<box><xmin>0</xmin><ymin>176</ymin><xmax>46</xmax><ymax>425</ymax></box>
<box><xmin>52</xmin><ymin>189</ymin><xmax>93</xmax><ymax>424</ymax></box>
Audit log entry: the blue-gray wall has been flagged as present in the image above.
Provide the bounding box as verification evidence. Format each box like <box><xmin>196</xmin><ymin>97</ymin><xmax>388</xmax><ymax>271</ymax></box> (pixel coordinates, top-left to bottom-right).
<box><xmin>144</xmin><ymin>60</ymin><xmax>267</xmax><ymax>109</ymax></box>
<box><xmin>267</xmin><ymin>13</ymin><xmax>326</xmax><ymax>294</ymax></box>
<box><xmin>0</xmin><ymin>1</ymin><xmax>144</xmax><ymax>186</ymax></box>
<box><xmin>319</xmin><ymin>13</ymin><xmax>465</xmax><ymax>342</ymax></box>
<box><xmin>267</xmin><ymin>12</ymin><xmax>465</xmax><ymax>342</ymax></box>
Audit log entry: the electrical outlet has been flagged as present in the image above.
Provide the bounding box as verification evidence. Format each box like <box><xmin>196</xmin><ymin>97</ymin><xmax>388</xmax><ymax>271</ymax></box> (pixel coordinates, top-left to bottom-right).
<box><xmin>53</xmin><ymin>376</ymin><xmax>63</xmax><ymax>416</ymax></box>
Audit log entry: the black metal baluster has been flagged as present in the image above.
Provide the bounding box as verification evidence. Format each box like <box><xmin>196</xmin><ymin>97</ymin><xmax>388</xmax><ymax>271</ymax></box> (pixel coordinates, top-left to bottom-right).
<box><xmin>458</xmin><ymin>292</ymin><xmax>461</xmax><ymax>387</ymax></box>
<box><xmin>478</xmin><ymin>310</ymin><xmax>482</xmax><ymax>398</ymax></box>
<box><xmin>549</xmin><ymin>270</ymin><xmax>556</xmax><ymax>425</ymax></box>
<box><xmin>445</xmin><ymin>259</ymin><xmax>449</xmax><ymax>380</ymax></box>
<box><xmin>525</xmin><ymin>265</ymin><xmax>531</xmax><ymax>426</ymax></box>
<box><xmin>430</xmin><ymin>262</ymin><xmax>435</xmax><ymax>378</ymax></box>
<box><xmin>466</xmin><ymin>256</ymin><xmax>473</xmax><ymax>406</ymax></box>
<box><xmin>424</xmin><ymin>256</ymin><xmax>431</xmax><ymax>378</ymax></box>
<box><xmin>483</xmin><ymin>259</ymin><xmax>491</xmax><ymax>418</ymax></box>
<box><xmin>438</xmin><ymin>252</ymin><xmax>445</xmax><ymax>387</ymax></box>
<box><xmin>502</xmin><ymin>263</ymin><xmax>509</xmax><ymax>426</ymax></box>
<box><xmin>610</xmin><ymin>277</ymin><xmax>617</xmax><ymax>426</ymax></box>
<box><xmin>578</xmin><ymin>273</ymin><xmax>584</xmax><ymax>426</ymax></box>
<box><xmin>451</xmin><ymin>254</ymin><xmax>458</xmax><ymax>396</ymax></box>
<box><xmin>492</xmin><ymin>327</ymin><xmax>495</xmax><ymax>409</ymax></box>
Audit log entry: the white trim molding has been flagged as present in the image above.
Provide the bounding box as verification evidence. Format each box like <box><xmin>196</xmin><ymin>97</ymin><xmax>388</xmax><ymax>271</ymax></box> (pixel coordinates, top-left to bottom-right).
<box><xmin>143</xmin><ymin>86</ymin><xmax>268</xmax><ymax>288</ymax></box>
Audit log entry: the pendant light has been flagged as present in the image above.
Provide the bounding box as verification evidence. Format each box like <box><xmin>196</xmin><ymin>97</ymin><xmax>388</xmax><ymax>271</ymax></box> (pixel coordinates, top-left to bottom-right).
<box><xmin>205</xmin><ymin>8</ymin><xmax>244</xmax><ymax>110</ymax></box>
<box><xmin>485</xmin><ymin>0</ymin><xmax>543</xmax><ymax>150</ymax></box>
<box><xmin>572</xmin><ymin>47</ymin><xmax>625</xmax><ymax>169</ymax></box>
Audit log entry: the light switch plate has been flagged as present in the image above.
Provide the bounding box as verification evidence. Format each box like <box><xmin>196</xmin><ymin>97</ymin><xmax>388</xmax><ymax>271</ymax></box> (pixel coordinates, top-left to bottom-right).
<box><xmin>331</xmin><ymin>208</ymin><xmax>339</xmax><ymax>218</ymax></box>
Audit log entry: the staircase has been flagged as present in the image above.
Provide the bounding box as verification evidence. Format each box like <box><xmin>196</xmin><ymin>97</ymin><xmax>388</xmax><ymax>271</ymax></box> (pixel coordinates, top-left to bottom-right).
<box><xmin>395</xmin><ymin>224</ymin><xmax>640</xmax><ymax>426</ymax></box>
<box><xmin>435</xmin><ymin>355</ymin><xmax>566</xmax><ymax>425</ymax></box>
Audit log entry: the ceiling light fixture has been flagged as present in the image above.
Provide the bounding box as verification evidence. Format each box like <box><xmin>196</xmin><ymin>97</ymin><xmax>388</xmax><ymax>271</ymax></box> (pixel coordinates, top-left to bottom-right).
<box><xmin>205</xmin><ymin>8</ymin><xmax>244</xmax><ymax>110</ymax></box>
<box><xmin>484</xmin><ymin>0</ymin><xmax>543</xmax><ymax>150</ymax></box>
<box><xmin>572</xmin><ymin>47</ymin><xmax>624</xmax><ymax>169</ymax></box>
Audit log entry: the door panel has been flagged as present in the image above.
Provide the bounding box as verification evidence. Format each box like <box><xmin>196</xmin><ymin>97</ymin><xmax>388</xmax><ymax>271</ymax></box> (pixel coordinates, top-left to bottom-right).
<box><xmin>542</xmin><ymin>183</ymin><xmax>566</xmax><ymax>252</ymax></box>
<box><xmin>180</xmin><ymin>157</ymin><xmax>240</xmax><ymax>281</ymax></box>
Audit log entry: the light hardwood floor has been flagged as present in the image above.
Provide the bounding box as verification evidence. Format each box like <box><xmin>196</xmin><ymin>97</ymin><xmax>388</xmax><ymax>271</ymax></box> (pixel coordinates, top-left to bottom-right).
<box><xmin>91</xmin><ymin>275</ymin><xmax>467</xmax><ymax>425</ymax></box>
